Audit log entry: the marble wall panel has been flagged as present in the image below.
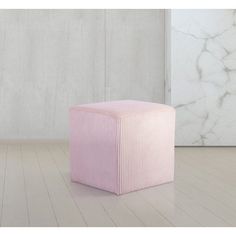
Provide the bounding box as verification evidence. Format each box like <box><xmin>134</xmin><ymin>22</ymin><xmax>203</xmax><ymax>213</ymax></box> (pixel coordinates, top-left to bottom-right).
<box><xmin>170</xmin><ymin>10</ymin><xmax>236</xmax><ymax>145</ymax></box>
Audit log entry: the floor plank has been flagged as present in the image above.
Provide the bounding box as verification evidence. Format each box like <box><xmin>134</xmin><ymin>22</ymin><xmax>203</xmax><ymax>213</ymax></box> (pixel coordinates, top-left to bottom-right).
<box><xmin>177</xmin><ymin>150</ymin><xmax>236</xmax><ymax>197</ymax></box>
<box><xmin>138</xmin><ymin>186</ymin><xmax>201</xmax><ymax>227</ymax></box>
<box><xmin>34</xmin><ymin>144</ymin><xmax>86</xmax><ymax>227</ymax></box>
<box><xmin>21</xmin><ymin>144</ymin><xmax>58</xmax><ymax>226</ymax></box>
<box><xmin>1</xmin><ymin>144</ymin><xmax>29</xmax><ymax>226</ymax></box>
<box><xmin>151</xmin><ymin>183</ymin><xmax>228</xmax><ymax>227</ymax></box>
<box><xmin>119</xmin><ymin>191</ymin><xmax>173</xmax><ymax>226</ymax></box>
<box><xmin>0</xmin><ymin>144</ymin><xmax>7</xmax><ymax>226</ymax></box>
<box><xmin>175</xmin><ymin>162</ymin><xmax>236</xmax><ymax>226</ymax></box>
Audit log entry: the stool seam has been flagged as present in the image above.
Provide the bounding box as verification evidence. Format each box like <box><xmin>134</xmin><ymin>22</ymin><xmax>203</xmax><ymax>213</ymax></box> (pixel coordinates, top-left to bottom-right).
<box><xmin>116</xmin><ymin>117</ymin><xmax>122</xmax><ymax>195</ymax></box>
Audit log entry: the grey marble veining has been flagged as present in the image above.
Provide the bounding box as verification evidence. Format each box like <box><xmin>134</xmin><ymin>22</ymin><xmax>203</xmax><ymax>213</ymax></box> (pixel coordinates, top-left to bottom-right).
<box><xmin>170</xmin><ymin>10</ymin><xmax>236</xmax><ymax>146</ymax></box>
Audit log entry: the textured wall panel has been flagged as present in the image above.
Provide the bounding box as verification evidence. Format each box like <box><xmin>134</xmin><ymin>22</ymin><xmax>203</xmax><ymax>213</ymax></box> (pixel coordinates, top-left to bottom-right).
<box><xmin>0</xmin><ymin>10</ymin><xmax>105</xmax><ymax>139</ymax></box>
<box><xmin>105</xmin><ymin>10</ymin><xmax>165</xmax><ymax>102</ymax></box>
<box><xmin>0</xmin><ymin>10</ymin><xmax>165</xmax><ymax>139</ymax></box>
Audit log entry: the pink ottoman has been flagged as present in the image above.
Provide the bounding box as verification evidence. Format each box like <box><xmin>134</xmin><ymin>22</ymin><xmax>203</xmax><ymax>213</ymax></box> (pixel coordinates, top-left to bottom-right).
<box><xmin>69</xmin><ymin>100</ymin><xmax>175</xmax><ymax>195</ymax></box>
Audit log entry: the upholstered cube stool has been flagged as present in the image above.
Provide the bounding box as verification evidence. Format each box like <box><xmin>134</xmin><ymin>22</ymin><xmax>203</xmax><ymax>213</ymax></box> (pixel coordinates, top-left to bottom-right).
<box><xmin>69</xmin><ymin>100</ymin><xmax>175</xmax><ymax>195</ymax></box>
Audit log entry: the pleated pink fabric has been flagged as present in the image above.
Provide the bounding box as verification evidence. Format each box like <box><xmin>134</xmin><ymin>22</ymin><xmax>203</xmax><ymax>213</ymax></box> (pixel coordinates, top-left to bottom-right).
<box><xmin>70</xmin><ymin>100</ymin><xmax>175</xmax><ymax>195</ymax></box>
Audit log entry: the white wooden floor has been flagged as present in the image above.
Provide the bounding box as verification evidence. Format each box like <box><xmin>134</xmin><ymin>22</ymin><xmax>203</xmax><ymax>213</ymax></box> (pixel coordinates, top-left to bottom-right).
<box><xmin>0</xmin><ymin>144</ymin><xmax>236</xmax><ymax>227</ymax></box>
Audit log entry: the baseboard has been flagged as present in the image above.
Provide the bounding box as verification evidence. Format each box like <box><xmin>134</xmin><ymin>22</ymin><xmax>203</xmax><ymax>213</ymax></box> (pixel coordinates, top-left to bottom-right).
<box><xmin>0</xmin><ymin>139</ymin><xmax>69</xmax><ymax>144</ymax></box>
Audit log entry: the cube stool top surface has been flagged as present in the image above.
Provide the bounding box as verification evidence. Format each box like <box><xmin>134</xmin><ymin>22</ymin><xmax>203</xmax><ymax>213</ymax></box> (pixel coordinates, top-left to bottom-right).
<box><xmin>70</xmin><ymin>100</ymin><xmax>175</xmax><ymax>118</ymax></box>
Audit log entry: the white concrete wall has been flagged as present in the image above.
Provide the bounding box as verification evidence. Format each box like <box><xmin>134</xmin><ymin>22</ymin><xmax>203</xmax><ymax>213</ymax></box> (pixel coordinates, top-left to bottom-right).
<box><xmin>0</xmin><ymin>9</ymin><xmax>165</xmax><ymax>140</ymax></box>
<box><xmin>106</xmin><ymin>10</ymin><xmax>165</xmax><ymax>102</ymax></box>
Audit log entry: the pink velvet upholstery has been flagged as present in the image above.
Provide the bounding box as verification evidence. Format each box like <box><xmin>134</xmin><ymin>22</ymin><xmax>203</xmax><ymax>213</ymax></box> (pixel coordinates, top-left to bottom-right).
<box><xmin>70</xmin><ymin>100</ymin><xmax>175</xmax><ymax>195</ymax></box>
